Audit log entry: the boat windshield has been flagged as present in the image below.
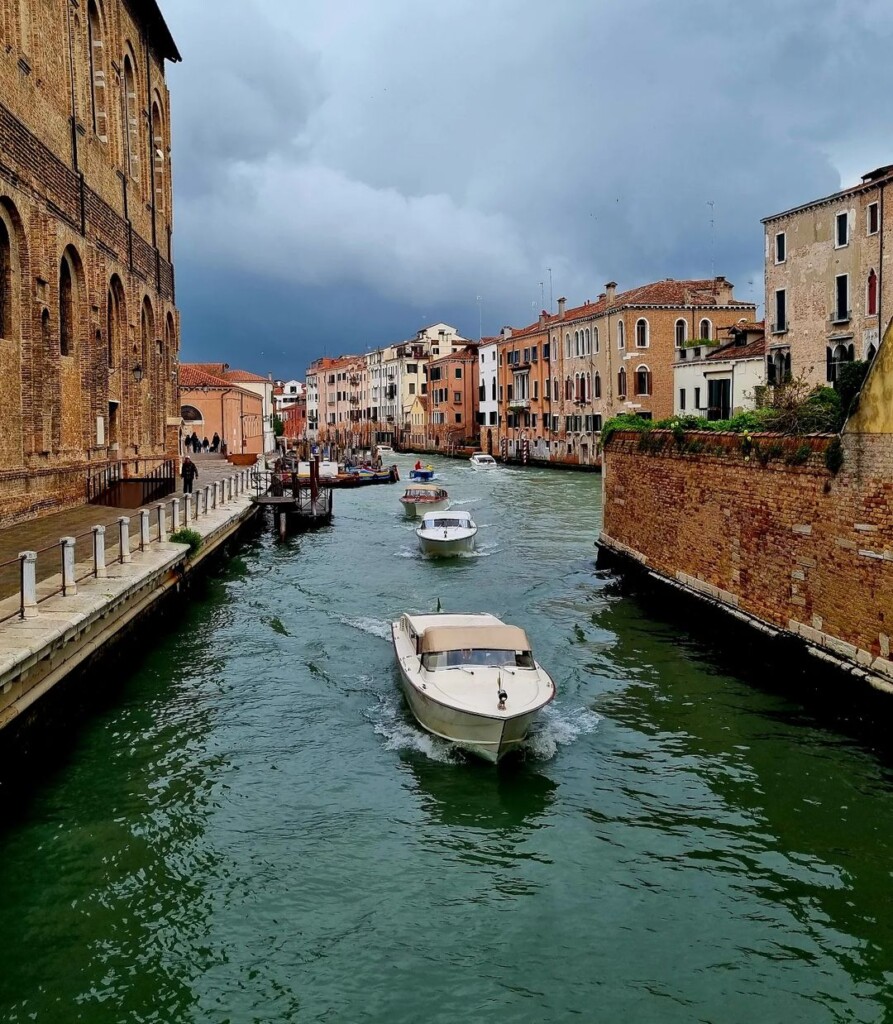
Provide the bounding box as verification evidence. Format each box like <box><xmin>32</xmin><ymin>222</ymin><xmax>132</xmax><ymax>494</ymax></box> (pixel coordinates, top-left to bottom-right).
<box><xmin>421</xmin><ymin>518</ymin><xmax>468</xmax><ymax>529</ymax></box>
<box><xmin>421</xmin><ymin>649</ymin><xmax>534</xmax><ymax>670</ymax></box>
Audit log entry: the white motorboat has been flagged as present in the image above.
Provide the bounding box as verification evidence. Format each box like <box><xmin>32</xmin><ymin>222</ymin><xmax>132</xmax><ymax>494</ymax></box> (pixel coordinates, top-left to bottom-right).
<box><xmin>470</xmin><ymin>452</ymin><xmax>498</xmax><ymax>469</ymax></box>
<box><xmin>416</xmin><ymin>511</ymin><xmax>477</xmax><ymax>557</ymax></box>
<box><xmin>391</xmin><ymin>613</ymin><xmax>556</xmax><ymax>763</ymax></box>
<box><xmin>376</xmin><ymin>444</ymin><xmax>395</xmax><ymax>456</ymax></box>
<box><xmin>400</xmin><ymin>483</ymin><xmax>449</xmax><ymax>517</ymax></box>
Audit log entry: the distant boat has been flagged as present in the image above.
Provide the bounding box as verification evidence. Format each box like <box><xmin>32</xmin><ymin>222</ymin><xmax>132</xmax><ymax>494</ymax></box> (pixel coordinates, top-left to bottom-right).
<box><xmin>409</xmin><ymin>466</ymin><xmax>437</xmax><ymax>482</ymax></box>
<box><xmin>391</xmin><ymin>612</ymin><xmax>556</xmax><ymax>763</ymax></box>
<box><xmin>400</xmin><ymin>484</ymin><xmax>449</xmax><ymax>517</ymax></box>
<box><xmin>376</xmin><ymin>444</ymin><xmax>395</xmax><ymax>456</ymax></box>
<box><xmin>470</xmin><ymin>453</ymin><xmax>498</xmax><ymax>469</ymax></box>
<box><xmin>416</xmin><ymin>510</ymin><xmax>477</xmax><ymax>556</ymax></box>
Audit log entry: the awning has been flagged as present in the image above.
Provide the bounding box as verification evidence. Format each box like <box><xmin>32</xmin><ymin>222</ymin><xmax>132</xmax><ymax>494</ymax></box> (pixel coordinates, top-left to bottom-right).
<box><xmin>421</xmin><ymin>625</ymin><xmax>531</xmax><ymax>653</ymax></box>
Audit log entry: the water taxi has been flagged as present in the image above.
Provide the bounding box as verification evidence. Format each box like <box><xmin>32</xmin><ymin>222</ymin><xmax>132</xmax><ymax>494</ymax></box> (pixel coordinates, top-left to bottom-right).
<box><xmin>400</xmin><ymin>484</ymin><xmax>449</xmax><ymax>517</ymax></box>
<box><xmin>416</xmin><ymin>510</ymin><xmax>477</xmax><ymax>556</ymax></box>
<box><xmin>391</xmin><ymin>613</ymin><xmax>556</xmax><ymax>763</ymax></box>
<box><xmin>470</xmin><ymin>453</ymin><xmax>498</xmax><ymax>469</ymax></box>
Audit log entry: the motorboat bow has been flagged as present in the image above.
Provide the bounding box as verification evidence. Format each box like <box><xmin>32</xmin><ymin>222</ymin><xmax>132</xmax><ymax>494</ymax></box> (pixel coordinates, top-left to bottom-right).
<box><xmin>470</xmin><ymin>453</ymin><xmax>498</xmax><ymax>469</ymax></box>
<box><xmin>400</xmin><ymin>484</ymin><xmax>449</xmax><ymax>517</ymax></box>
<box><xmin>416</xmin><ymin>510</ymin><xmax>477</xmax><ymax>556</ymax></box>
<box><xmin>391</xmin><ymin>613</ymin><xmax>556</xmax><ymax>762</ymax></box>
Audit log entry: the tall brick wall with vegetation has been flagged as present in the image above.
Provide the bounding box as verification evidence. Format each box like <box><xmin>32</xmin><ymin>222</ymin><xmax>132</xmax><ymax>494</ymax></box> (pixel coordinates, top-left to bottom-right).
<box><xmin>600</xmin><ymin>428</ymin><xmax>893</xmax><ymax>691</ymax></box>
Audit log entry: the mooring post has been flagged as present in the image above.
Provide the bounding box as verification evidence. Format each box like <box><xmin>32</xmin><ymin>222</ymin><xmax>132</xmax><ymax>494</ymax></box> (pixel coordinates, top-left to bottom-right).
<box><xmin>117</xmin><ymin>517</ymin><xmax>132</xmax><ymax>563</ymax></box>
<box><xmin>61</xmin><ymin>537</ymin><xmax>77</xmax><ymax>596</ymax></box>
<box><xmin>202</xmin><ymin>485</ymin><xmax>209</xmax><ymax>516</ymax></box>
<box><xmin>19</xmin><ymin>551</ymin><xmax>37</xmax><ymax>619</ymax></box>
<box><xmin>170</xmin><ymin>499</ymin><xmax>180</xmax><ymax>536</ymax></box>
<box><xmin>277</xmin><ymin>511</ymin><xmax>287</xmax><ymax>540</ymax></box>
<box><xmin>140</xmin><ymin>509</ymin><xmax>150</xmax><ymax>551</ymax></box>
<box><xmin>212</xmin><ymin>482</ymin><xmax>219</xmax><ymax>509</ymax></box>
<box><xmin>93</xmin><ymin>525</ymin><xmax>107</xmax><ymax>579</ymax></box>
<box><xmin>155</xmin><ymin>503</ymin><xmax>165</xmax><ymax>541</ymax></box>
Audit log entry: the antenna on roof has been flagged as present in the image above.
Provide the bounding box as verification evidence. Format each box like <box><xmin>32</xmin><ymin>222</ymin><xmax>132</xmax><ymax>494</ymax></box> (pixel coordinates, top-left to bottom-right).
<box><xmin>548</xmin><ymin>268</ymin><xmax>553</xmax><ymax>312</ymax></box>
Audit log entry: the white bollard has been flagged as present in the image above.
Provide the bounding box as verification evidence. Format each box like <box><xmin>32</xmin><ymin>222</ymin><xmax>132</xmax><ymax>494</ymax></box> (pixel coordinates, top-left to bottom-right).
<box><xmin>118</xmin><ymin>517</ymin><xmax>132</xmax><ymax>563</ymax></box>
<box><xmin>19</xmin><ymin>551</ymin><xmax>37</xmax><ymax>619</ymax></box>
<box><xmin>93</xmin><ymin>525</ymin><xmax>107</xmax><ymax>579</ymax></box>
<box><xmin>140</xmin><ymin>509</ymin><xmax>150</xmax><ymax>551</ymax></box>
<box><xmin>171</xmin><ymin>498</ymin><xmax>180</xmax><ymax>532</ymax></box>
<box><xmin>61</xmin><ymin>537</ymin><xmax>77</xmax><ymax>595</ymax></box>
<box><xmin>155</xmin><ymin>503</ymin><xmax>166</xmax><ymax>541</ymax></box>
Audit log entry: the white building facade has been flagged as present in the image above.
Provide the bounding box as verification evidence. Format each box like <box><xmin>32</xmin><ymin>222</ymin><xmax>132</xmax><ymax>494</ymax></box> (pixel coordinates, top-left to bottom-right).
<box><xmin>674</xmin><ymin>323</ymin><xmax>767</xmax><ymax>419</ymax></box>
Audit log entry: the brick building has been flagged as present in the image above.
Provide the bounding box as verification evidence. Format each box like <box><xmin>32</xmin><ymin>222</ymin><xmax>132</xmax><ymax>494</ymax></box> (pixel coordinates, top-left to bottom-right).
<box><xmin>425</xmin><ymin>344</ymin><xmax>479</xmax><ymax>449</ymax></box>
<box><xmin>179</xmin><ymin>365</ymin><xmax>264</xmax><ymax>456</ymax></box>
<box><xmin>763</xmin><ymin>164</ymin><xmax>893</xmax><ymax>388</ymax></box>
<box><xmin>0</xmin><ymin>0</ymin><xmax>181</xmax><ymax>526</ymax></box>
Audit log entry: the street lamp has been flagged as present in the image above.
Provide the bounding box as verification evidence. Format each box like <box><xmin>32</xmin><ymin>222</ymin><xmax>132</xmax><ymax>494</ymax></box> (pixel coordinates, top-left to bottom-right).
<box><xmin>132</xmin><ymin>363</ymin><xmax>143</xmax><ymax>384</ymax></box>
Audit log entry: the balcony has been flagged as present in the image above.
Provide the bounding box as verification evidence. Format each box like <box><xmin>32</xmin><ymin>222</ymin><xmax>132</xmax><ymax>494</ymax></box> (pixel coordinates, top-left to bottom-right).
<box><xmin>830</xmin><ymin>309</ymin><xmax>852</xmax><ymax>325</ymax></box>
<box><xmin>509</xmin><ymin>398</ymin><xmax>530</xmax><ymax>410</ymax></box>
<box><xmin>349</xmin><ymin>396</ymin><xmax>359</xmax><ymax>405</ymax></box>
<box><xmin>327</xmin><ymin>398</ymin><xmax>336</xmax><ymax>405</ymax></box>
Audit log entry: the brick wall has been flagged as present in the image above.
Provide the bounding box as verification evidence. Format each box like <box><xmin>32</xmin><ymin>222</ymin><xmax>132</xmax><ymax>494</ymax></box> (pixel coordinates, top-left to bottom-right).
<box><xmin>0</xmin><ymin>0</ymin><xmax>180</xmax><ymax>526</ymax></box>
<box><xmin>600</xmin><ymin>428</ymin><xmax>893</xmax><ymax>689</ymax></box>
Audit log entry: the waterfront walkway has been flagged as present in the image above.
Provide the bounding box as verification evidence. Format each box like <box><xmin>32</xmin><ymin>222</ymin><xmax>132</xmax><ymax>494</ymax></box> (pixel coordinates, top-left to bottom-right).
<box><xmin>0</xmin><ymin>456</ymin><xmax>250</xmax><ymax>604</ymax></box>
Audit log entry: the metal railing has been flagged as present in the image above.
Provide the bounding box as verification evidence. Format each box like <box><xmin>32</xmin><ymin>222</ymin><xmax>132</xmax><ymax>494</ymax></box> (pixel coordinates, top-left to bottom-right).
<box><xmin>0</xmin><ymin>469</ymin><xmax>253</xmax><ymax>626</ymax></box>
<box><xmin>87</xmin><ymin>457</ymin><xmax>176</xmax><ymax>506</ymax></box>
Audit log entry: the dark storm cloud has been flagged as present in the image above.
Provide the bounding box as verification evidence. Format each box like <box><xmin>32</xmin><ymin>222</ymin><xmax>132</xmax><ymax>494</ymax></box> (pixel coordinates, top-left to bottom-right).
<box><xmin>162</xmin><ymin>0</ymin><xmax>893</xmax><ymax>373</ymax></box>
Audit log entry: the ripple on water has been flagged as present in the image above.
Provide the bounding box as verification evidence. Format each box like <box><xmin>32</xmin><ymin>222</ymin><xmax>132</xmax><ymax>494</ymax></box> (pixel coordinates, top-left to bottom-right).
<box><xmin>339</xmin><ymin>615</ymin><xmax>392</xmax><ymax>640</ymax></box>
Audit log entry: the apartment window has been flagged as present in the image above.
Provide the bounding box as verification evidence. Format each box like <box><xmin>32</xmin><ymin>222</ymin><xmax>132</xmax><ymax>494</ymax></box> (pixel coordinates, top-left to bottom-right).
<box><xmin>478</xmin><ymin>384</ymin><xmax>485</xmax><ymax>402</ymax></box>
<box><xmin>489</xmin><ymin>411</ymin><xmax>497</xmax><ymax>425</ymax></box>
<box><xmin>617</xmin><ymin>320</ymin><xmax>625</xmax><ymax>349</ymax></box>
<box><xmin>699</xmin><ymin>318</ymin><xmax>712</xmax><ymax>341</ymax></box>
<box><xmin>408</xmin><ymin>382</ymin><xmax>415</xmax><ymax>394</ymax></box>
<box><xmin>507</xmin><ymin>384</ymin><xmax>513</xmax><ymax>401</ymax></box>
<box><xmin>523</xmin><ymin>347</ymin><xmax>530</xmax><ymax>362</ymax></box>
<box><xmin>775</xmin><ymin>231</ymin><xmax>786</xmax><ymax>263</ymax></box>
<box><xmin>834</xmin><ymin>275</ymin><xmax>849</xmax><ymax>322</ymax></box>
<box><xmin>594</xmin><ymin>414</ymin><xmax>602</xmax><ymax>432</ymax></box>
<box><xmin>498</xmin><ymin>385</ymin><xmax>503</xmax><ymax>402</ymax></box>
<box><xmin>492</xmin><ymin>350</ymin><xmax>496</xmax><ymax>360</ymax></box>
<box><xmin>593</xmin><ymin>327</ymin><xmax>599</xmax><ymax>353</ymax></box>
<box><xmin>868</xmin><ymin>269</ymin><xmax>878</xmax><ymax>316</ymax></box>
<box><xmin>531</xmin><ymin>346</ymin><xmax>538</xmax><ymax>362</ymax></box>
<box><xmin>675</xmin><ymin>319</ymin><xmax>686</xmax><ymax>347</ymax></box>
<box><xmin>694</xmin><ymin>386</ymin><xmax>701</xmax><ymax>409</ymax></box>
<box><xmin>543</xmin><ymin>343</ymin><xmax>550</xmax><ymax>360</ymax></box>
<box><xmin>565</xmin><ymin>333</ymin><xmax>571</xmax><ymax>357</ymax></box>
<box><xmin>594</xmin><ymin>372</ymin><xmax>601</xmax><ymax>398</ymax></box>
<box><xmin>545</xmin><ymin>377</ymin><xmax>551</xmax><ymax>399</ymax></box>
<box><xmin>836</xmin><ymin>211</ymin><xmax>848</xmax><ymax>247</ymax></box>
<box><xmin>868</xmin><ymin>202</ymin><xmax>879</xmax><ymax>235</ymax></box>
<box><xmin>533</xmin><ymin>380</ymin><xmax>539</xmax><ymax>400</ymax></box>
<box><xmin>827</xmin><ymin>342</ymin><xmax>855</xmax><ymax>383</ymax></box>
<box><xmin>455</xmin><ymin>413</ymin><xmax>462</xmax><ymax>423</ymax></box>
<box><xmin>455</xmin><ymin>367</ymin><xmax>462</xmax><ymax>378</ymax></box>
<box><xmin>679</xmin><ymin>388</ymin><xmax>686</xmax><ymax>410</ymax></box>
<box><xmin>499</xmin><ymin>354</ymin><xmax>503</xmax><ymax>366</ymax></box>
<box><xmin>617</xmin><ymin>367</ymin><xmax>627</xmax><ymax>397</ymax></box>
<box><xmin>635</xmin><ymin>317</ymin><xmax>649</xmax><ymax>348</ymax></box>
<box><xmin>634</xmin><ymin>365</ymin><xmax>651</xmax><ymax>396</ymax></box>
<box><xmin>491</xmin><ymin>378</ymin><xmax>496</xmax><ymax>400</ymax></box>
<box><xmin>774</xmin><ymin>290</ymin><xmax>787</xmax><ymax>333</ymax></box>
<box><xmin>407</xmin><ymin>363</ymin><xmax>417</xmax><ymax>373</ymax></box>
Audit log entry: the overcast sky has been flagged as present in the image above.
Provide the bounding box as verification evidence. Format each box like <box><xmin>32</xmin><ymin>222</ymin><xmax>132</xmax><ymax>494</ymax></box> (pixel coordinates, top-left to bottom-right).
<box><xmin>163</xmin><ymin>0</ymin><xmax>893</xmax><ymax>377</ymax></box>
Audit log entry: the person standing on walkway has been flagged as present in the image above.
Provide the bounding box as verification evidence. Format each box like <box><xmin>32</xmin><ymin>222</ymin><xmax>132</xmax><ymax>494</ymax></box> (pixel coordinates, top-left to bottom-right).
<box><xmin>202</xmin><ymin>437</ymin><xmax>210</xmax><ymax>453</ymax></box>
<box><xmin>212</xmin><ymin>432</ymin><xmax>220</xmax><ymax>453</ymax></box>
<box><xmin>181</xmin><ymin>456</ymin><xmax>198</xmax><ymax>495</ymax></box>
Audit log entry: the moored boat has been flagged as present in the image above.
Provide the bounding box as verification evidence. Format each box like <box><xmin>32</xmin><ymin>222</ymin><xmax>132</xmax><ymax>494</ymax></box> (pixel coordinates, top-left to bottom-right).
<box><xmin>400</xmin><ymin>483</ymin><xmax>449</xmax><ymax>517</ymax></box>
<box><xmin>391</xmin><ymin>613</ymin><xmax>556</xmax><ymax>763</ymax></box>
<box><xmin>416</xmin><ymin>510</ymin><xmax>477</xmax><ymax>556</ymax></box>
<box><xmin>470</xmin><ymin>453</ymin><xmax>498</xmax><ymax>469</ymax></box>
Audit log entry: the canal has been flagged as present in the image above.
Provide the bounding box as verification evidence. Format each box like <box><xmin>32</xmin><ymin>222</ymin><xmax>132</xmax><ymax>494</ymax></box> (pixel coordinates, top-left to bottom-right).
<box><xmin>2</xmin><ymin>456</ymin><xmax>893</xmax><ymax>1023</ymax></box>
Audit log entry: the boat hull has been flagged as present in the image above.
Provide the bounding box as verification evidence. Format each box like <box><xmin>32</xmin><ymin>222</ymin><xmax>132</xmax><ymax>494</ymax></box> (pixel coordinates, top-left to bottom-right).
<box><xmin>401</xmin><ymin>498</ymin><xmax>449</xmax><ymax>517</ymax></box>
<box><xmin>396</xmin><ymin>664</ymin><xmax>541</xmax><ymax>762</ymax></box>
<box><xmin>417</xmin><ymin>531</ymin><xmax>476</xmax><ymax>557</ymax></box>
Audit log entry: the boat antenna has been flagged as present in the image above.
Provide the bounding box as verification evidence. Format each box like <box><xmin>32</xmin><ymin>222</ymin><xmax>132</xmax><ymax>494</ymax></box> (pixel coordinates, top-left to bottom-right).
<box><xmin>436</xmin><ymin>597</ymin><xmax>442</xmax><ymax>613</ymax></box>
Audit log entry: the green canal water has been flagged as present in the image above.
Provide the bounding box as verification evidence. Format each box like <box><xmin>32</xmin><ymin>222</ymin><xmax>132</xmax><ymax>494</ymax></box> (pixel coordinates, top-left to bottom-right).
<box><xmin>2</xmin><ymin>457</ymin><xmax>893</xmax><ymax>1023</ymax></box>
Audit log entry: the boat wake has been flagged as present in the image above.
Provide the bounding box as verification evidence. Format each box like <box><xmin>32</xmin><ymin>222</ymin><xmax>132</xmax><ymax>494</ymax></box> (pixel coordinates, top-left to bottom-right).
<box><xmin>340</xmin><ymin>615</ymin><xmax>392</xmax><ymax>640</ymax></box>
<box><xmin>522</xmin><ymin>705</ymin><xmax>601</xmax><ymax>760</ymax></box>
<box><xmin>369</xmin><ymin>694</ymin><xmax>465</xmax><ymax>764</ymax></box>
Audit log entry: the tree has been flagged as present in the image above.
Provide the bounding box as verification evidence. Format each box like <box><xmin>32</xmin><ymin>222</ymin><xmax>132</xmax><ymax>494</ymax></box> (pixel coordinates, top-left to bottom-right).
<box><xmin>272</xmin><ymin>413</ymin><xmax>285</xmax><ymax>437</ymax></box>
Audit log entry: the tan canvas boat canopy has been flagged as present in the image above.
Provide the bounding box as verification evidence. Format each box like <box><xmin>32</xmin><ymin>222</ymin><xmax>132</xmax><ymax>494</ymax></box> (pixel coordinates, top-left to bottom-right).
<box><xmin>420</xmin><ymin>624</ymin><xmax>531</xmax><ymax>653</ymax></box>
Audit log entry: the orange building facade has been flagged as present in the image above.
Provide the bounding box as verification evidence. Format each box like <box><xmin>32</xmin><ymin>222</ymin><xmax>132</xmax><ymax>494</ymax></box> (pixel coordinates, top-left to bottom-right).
<box><xmin>179</xmin><ymin>366</ymin><xmax>264</xmax><ymax>456</ymax></box>
<box><xmin>424</xmin><ymin>345</ymin><xmax>480</xmax><ymax>449</ymax></box>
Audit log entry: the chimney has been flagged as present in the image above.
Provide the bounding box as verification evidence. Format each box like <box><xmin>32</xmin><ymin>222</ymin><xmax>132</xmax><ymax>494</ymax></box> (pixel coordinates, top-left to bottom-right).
<box><xmin>714</xmin><ymin>275</ymin><xmax>733</xmax><ymax>305</ymax></box>
<box><xmin>538</xmin><ymin>312</ymin><xmax>546</xmax><ymax>328</ymax></box>
<box><xmin>605</xmin><ymin>282</ymin><xmax>617</xmax><ymax>305</ymax></box>
<box><xmin>557</xmin><ymin>296</ymin><xmax>566</xmax><ymax>319</ymax></box>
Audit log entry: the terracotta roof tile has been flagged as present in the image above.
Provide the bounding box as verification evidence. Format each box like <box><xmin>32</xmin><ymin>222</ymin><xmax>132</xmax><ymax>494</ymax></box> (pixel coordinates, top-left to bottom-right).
<box><xmin>225</xmin><ymin>369</ymin><xmax>271</xmax><ymax>383</ymax></box>
<box><xmin>179</xmin><ymin>365</ymin><xmax>231</xmax><ymax>388</ymax></box>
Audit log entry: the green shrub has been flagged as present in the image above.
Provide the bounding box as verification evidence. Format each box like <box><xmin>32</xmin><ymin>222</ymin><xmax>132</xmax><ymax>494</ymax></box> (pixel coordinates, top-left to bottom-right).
<box><xmin>835</xmin><ymin>360</ymin><xmax>870</xmax><ymax>422</ymax></box>
<box><xmin>824</xmin><ymin>437</ymin><xmax>844</xmax><ymax>474</ymax></box>
<box><xmin>784</xmin><ymin>444</ymin><xmax>812</xmax><ymax>466</ymax></box>
<box><xmin>170</xmin><ymin>527</ymin><xmax>203</xmax><ymax>556</ymax></box>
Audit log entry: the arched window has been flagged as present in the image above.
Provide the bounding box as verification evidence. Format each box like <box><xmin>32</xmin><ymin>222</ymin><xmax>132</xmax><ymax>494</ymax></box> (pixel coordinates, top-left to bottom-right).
<box><xmin>574</xmin><ymin>372</ymin><xmax>581</xmax><ymax>401</ymax></box>
<box><xmin>59</xmin><ymin>248</ymin><xmax>81</xmax><ymax>357</ymax></box>
<box><xmin>593</xmin><ymin>326</ymin><xmax>599</xmax><ymax>353</ymax></box>
<box><xmin>585</xmin><ymin>328</ymin><xmax>591</xmax><ymax>354</ymax></box>
<box><xmin>553</xmin><ymin>376</ymin><xmax>558</xmax><ymax>401</ymax></box>
<box><xmin>0</xmin><ymin>218</ymin><xmax>11</xmax><ymax>340</ymax></box>
<box><xmin>635</xmin><ymin>317</ymin><xmax>649</xmax><ymax>348</ymax></box>
<box><xmin>675</xmin><ymin>319</ymin><xmax>686</xmax><ymax>347</ymax></box>
<box><xmin>565</xmin><ymin>332</ymin><xmax>571</xmax><ymax>358</ymax></box>
<box><xmin>635</xmin><ymin>365</ymin><xmax>651</xmax><ymax>396</ymax></box>
<box><xmin>867</xmin><ymin>269</ymin><xmax>878</xmax><ymax>316</ymax></box>
<box><xmin>87</xmin><ymin>2</ymin><xmax>108</xmax><ymax>140</ymax></box>
<box><xmin>140</xmin><ymin>295</ymin><xmax>154</xmax><ymax>368</ymax></box>
<box><xmin>574</xmin><ymin>330</ymin><xmax>579</xmax><ymax>356</ymax></box>
<box><xmin>699</xmin><ymin>318</ymin><xmax>712</xmax><ymax>341</ymax></box>
<box><xmin>106</xmin><ymin>275</ymin><xmax>125</xmax><ymax>369</ymax></box>
<box><xmin>594</xmin><ymin>371</ymin><xmax>601</xmax><ymax>398</ymax></box>
<box><xmin>617</xmin><ymin>320</ymin><xmax>625</xmax><ymax>349</ymax></box>
<box><xmin>123</xmin><ymin>53</ymin><xmax>140</xmax><ymax>182</ymax></box>
<box><xmin>617</xmin><ymin>367</ymin><xmax>627</xmax><ymax>397</ymax></box>
<box><xmin>491</xmin><ymin>377</ymin><xmax>496</xmax><ymax>401</ymax></box>
<box><xmin>565</xmin><ymin>376</ymin><xmax>573</xmax><ymax>401</ymax></box>
<box><xmin>152</xmin><ymin>98</ymin><xmax>166</xmax><ymax>217</ymax></box>
<box><xmin>826</xmin><ymin>343</ymin><xmax>853</xmax><ymax>384</ymax></box>
<box><xmin>585</xmin><ymin>372</ymin><xmax>591</xmax><ymax>402</ymax></box>
<box><xmin>867</xmin><ymin>343</ymin><xmax>878</xmax><ymax>362</ymax></box>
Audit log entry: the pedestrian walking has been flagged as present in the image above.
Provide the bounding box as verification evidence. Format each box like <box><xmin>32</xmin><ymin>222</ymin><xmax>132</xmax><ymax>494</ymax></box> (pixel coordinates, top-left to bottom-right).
<box><xmin>181</xmin><ymin>455</ymin><xmax>198</xmax><ymax>495</ymax></box>
<box><xmin>202</xmin><ymin>437</ymin><xmax>210</xmax><ymax>452</ymax></box>
<box><xmin>212</xmin><ymin>432</ymin><xmax>220</xmax><ymax>453</ymax></box>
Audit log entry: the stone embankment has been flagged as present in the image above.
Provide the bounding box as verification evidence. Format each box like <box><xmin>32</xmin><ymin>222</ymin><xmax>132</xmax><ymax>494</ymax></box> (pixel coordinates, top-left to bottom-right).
<box><xmin>597</xmin><ymin>427</ymin><xmax>893</xmax><ymax>693</ymax></box>
<box><xmin>0</xmin><ymin>465</ymin><xmax>259</xmax><ymax>732</ymax></box>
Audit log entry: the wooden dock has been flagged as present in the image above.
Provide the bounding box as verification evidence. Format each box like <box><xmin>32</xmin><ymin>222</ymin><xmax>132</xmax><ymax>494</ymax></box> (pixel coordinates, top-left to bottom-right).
<box><xmin>250</xmin><ymin>461</ymin><xmax>333</xmax><ymax>538</ymax></box>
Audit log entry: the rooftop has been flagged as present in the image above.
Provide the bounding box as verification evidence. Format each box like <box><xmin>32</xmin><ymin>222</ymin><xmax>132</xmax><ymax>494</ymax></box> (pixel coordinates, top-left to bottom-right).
<box><xmin>762</xmin><ymin>163</ymin><xmax>893</xmax><ymax>223</ymax></box>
